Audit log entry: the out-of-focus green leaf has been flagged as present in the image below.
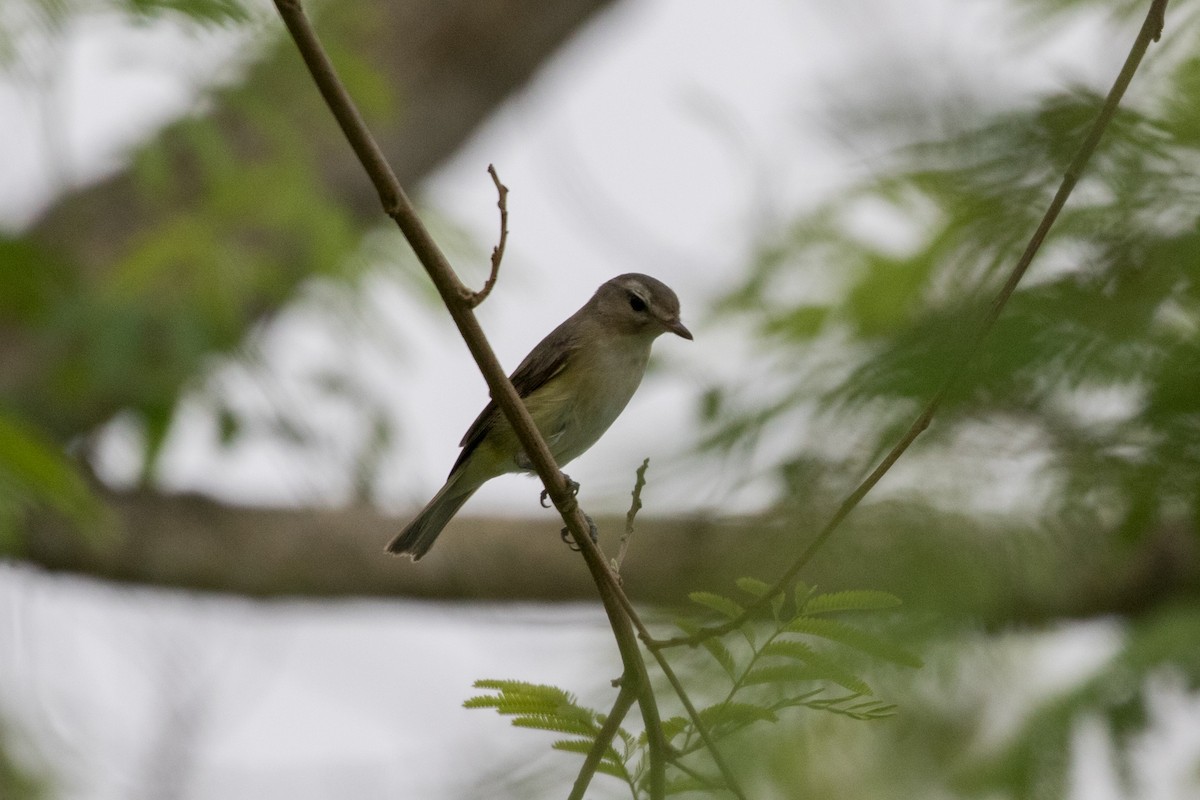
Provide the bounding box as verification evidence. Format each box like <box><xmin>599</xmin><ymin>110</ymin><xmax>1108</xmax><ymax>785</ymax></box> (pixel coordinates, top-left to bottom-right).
<box><xmin>802</xmin><ymin>590</ymin><xmax>903</xmax><ymax>615</ymax></box>
<box><xmin>0</xmin><ymin>238</ymin><xmax>73</xmax><ymax>323</ymax></box>
<box><xmin>712</xmin><ymin>30</ymin><xmax>1200</xmax><ymax>547</ymax></box>
<box><xmin>787</xmin><ymin>618</ymin><xmax>924</xmax><ymax>668</ymax></box>
<box><xmin>119</xmin><ymin>0</ymin><xmax>252</xmax><ymax>25</ymax></box>
<box><xmin>689</xmin><ymin>591</ymin><xmax>746</xmax><ymax>620</ymax></box>
<box><xmin>0</xmin><ymin>410</ymin><xmax>105</xmax><ymax>549</ymax></box>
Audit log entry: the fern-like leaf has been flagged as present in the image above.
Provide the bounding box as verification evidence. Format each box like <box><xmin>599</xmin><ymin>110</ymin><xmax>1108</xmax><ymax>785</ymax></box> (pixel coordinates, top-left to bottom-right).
<box><xmin>465</xmin><ymin>680</ymin><xmax>575</xmax><ymax>713</ymax></box>
<box><xmin>595</xmin><ymin>760</ymin><xmax>632</xmax><ymax>780</ymax></box>
<box><xmin>697</xmin><ymin>701</ymin><xmax>778</xmax><ymax>734</ymax></box>
<box><xmin>700</xmin><ymin>637</ymin><xmax>738</xmax><ymax>679</ymax></box>
<box><xmin>551</xmin><ymin>739</ymin><xmax>597</xmax><ymax>755</ymax></box>
<box><xmin>742</xmin><ymin>663</ymin><xmax>823</xmax><ymax>685</ymax></box>
<box><xmin>463</xmin><ymin>696</ymin><xmax>565</xmax><ymax>714</ymax></box>
<box><xmin>687</xmin><ymin>591</ymin><xmax>758</xmax><ymax>647</ymax></box>
<box><xmin>467</xmin><ymin>680</ymin><xmax>608</xmax><ymax>739</ymax></box>
<box><xmin>512</xmin><ymin>715</ymin><xmax>597</xmax><ymax>738</ymax></box>
<box><xmin>793</xmin><ymin>693</ymin><xmax>898</xmax><ymax>720</ymax></box>
<box><xmin>660</xmin><ymin>716</ymin><xmax>690</xmax><ymax>743</ymax></box>
<box><xmin>736</xmin><ymin>577</ymin><xmax>771</xmax><ymax>597</ymax></box>
<box><xmin>557</xmin><ymin>703</ymin><xmax>598</xmax><ymax>724</ymax></box>
<box><xmin>551</xmin><ymin>738</ymin><xmax>626</xmax><ymax>773</ymax></box>
<box><xmin>786</xmin><ymin>617</ymin><xmax>923</xmax><ymax>667</ymax></box>
<box><xmin>616</xmin><ymin>725</ymin><xmax>638</xmax><ymax>756</ymax></box>
<box><xmin>758</xmin><ymin>640</ymin><xmax>874</xmax><ymax>694</ymax></box>
<box><xmin>688</xmin><ymin>591</ymin><xmax>745</xmax><ymax>620</ymax></box>
<box><xmin>471</xmin><ymin>679</ymin><xmax>571</xmax><ymax>697</ymax></box>
<box><xmin>745</xmin><ymin>657</ymin><xmax>873</xmax><ymax>695</ymax></box>
<box><xmin>737</xmin><ymin>576</ymin><xmax>785</xmax><ymax>619</ymax></box>
<box><xmin>801</xmin><ymin>590</ymin><xmax>902</xmax><ymax>615</ymax></box>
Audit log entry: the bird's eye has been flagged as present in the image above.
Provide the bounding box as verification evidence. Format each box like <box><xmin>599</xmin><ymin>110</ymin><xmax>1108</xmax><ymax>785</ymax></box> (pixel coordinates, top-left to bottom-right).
<box><xmin>629</xmin><ymin>294</ymin><xmax>647</xmax><ymax>313</ymax></box>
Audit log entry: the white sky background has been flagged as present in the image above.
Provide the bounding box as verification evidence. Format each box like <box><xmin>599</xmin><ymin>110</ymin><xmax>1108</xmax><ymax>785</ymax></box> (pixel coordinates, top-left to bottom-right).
<box><xmin>4</xmin><ymin>1</ymin><xmax>1199</xmax><ymax>799</ymax></box>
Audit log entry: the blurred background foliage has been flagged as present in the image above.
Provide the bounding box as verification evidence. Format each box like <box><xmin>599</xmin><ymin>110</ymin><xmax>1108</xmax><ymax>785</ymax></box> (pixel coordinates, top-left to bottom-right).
<box><xmin>698</xmin><ymin>0</ymin><xmax>1200</xmax><ymax>795</ymax></box>
<box><xmin>1</xmin><ymin>0</ymin><xmax>579</xmax><ymax>521</ymax></box>
<box><xmin>1</xmin><ymin>0</ymin><xmax>382</xmax><ymax>505</ymax></box>
<box><xmin>2</xmin><ymin>0</ymin><xmax>1200</xmax><ymax>797</ymax></box>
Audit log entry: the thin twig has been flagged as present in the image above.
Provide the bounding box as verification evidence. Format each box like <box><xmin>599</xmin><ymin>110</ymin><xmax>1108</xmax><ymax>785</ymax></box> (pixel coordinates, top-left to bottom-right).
<box><xmin>269</xmin><ymin>2</ymin><xmax>666</xmax><ymax>796</ymax></box>
<box><xmin>649</xmin><ymin>647</ymin><xmax>747</xmax><ymax>799</ymax></box>
<box><xmin>464</xmin><ymin>164</ymin><xmax>508</xmax><ymax>308</ymax></box>
<box><xmin>669</xmin><ymin>758</ymin><xmax>723</xmax><ymax>793</ymax></box>
<box><xmin>582</xmin><ymin>522</ymin><xmax>669</xmax><ymax>797</ymax></box>
<box><xmin>568</xmin><ymin>678</ymin><xmax>639</xmax><ymax>800</ymax></box>
<box><xmin>613</xmin><ymin>458</ymin><xmax>650</xmax><ymax>574</ymax></box>
<box><xmin>571</xmin><ymin>543</ymin><xmax>750</xmax><ymax>799</ymax></box>
<box><xmin>647</xmin><ymin>0</ymin><xmax>1171</xmax><ymax>651</ymax></box>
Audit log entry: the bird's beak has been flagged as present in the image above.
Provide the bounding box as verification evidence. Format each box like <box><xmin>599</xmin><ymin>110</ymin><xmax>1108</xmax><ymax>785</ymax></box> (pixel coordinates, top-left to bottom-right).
<box><xmin>665</xmin><ymin>317</ymin><xmax>693</xmax><ymax>340</ymax></box>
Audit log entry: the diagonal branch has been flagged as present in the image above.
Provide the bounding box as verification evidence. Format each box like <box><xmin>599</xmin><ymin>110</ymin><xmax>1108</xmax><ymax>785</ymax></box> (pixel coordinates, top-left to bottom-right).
<box><xmin>568</xmin><ymin>678</ymin><xmax>639</xmax><ymax>800</ymax></box>
<box><xmin>648</xmin><ymin>0</ymin><xmax>1171</xmax><ymax>650</ymax></box>
<box><xmin>648</xmin><ymin>645</ymin><xmax>745</xmax><ymax>796</ymax></box>
<box><xmin>269</xmin><ymin>1</ymin><xmax>669</xmax><ymax>795</ymax></box>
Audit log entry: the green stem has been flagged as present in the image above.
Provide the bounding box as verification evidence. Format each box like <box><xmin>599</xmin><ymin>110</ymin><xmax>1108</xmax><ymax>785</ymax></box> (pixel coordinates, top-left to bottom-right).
<box><xmin>649</xmin><ymin>647</ymin><xmax>748</xmax><ymax>800</ymax></box>
<box><xmin>568</xmin><ymin>679</ymin><xmax>639</xmax><ymax>800</ymax></box>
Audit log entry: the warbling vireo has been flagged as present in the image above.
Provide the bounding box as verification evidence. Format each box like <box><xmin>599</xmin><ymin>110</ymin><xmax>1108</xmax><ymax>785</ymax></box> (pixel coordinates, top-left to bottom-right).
<box><xmin>387</xmin><ymin>273</ymin><xmax>691</xmax><ymax>559</ymax></box>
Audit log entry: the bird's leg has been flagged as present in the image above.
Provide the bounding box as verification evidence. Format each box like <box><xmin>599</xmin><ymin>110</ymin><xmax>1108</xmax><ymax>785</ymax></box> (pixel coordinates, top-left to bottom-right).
<box><xmin>539</xmin><ymin>474</ymin><xmax>580</xmax><ymax>508</ymax></box>
<box><xmin>560</xmin><ymin>514</ymin><xmax>599</xmax><ymax>551</ymax></box>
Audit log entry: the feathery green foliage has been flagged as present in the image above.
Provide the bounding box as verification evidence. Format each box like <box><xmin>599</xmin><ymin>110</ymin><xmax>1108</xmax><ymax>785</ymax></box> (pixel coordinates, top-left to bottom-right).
<box><xmin>0</xmin><ymin>410</ymin><xmax>107</xmax><ymax>551</ymax></box>
<box><xmin>466</xmin><ymin>680</ymin><xmax>636</xmax><ymax>791</ymax></box>
<box><xmin>703</xmin><ymin>2</ymin><xmax>1200</xmax><ymax>796</ymax></box>
<box><xmin>468</xmin><ymin>582</ymin><xmax>915</xmax><ymax>798</ymax></box>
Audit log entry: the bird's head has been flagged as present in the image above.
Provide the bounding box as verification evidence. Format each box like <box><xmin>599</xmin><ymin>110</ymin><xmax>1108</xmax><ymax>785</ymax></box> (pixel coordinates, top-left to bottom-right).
<box><xmin>593</xmin><ymin>273</ymin><xmax>692</xmax><ymax>341</ymax></box>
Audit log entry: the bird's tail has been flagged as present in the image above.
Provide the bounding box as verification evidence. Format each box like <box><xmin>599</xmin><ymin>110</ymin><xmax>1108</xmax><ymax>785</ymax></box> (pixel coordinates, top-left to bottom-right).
<box><xmin>386</xmin><ymin>480</ymin><xmax>478</xmax><ymax>560</ymax></box>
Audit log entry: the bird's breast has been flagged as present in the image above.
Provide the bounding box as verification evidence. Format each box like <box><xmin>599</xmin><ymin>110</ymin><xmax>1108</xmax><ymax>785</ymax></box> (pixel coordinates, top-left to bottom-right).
<box><xmin>526</xmin><ymin>334</ymin><xmax>654</xmax><ymax>467</ymax></box>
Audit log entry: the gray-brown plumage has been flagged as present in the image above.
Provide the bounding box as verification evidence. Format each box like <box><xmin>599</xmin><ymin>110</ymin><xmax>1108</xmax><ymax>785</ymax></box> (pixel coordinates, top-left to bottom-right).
<box><xmin>388</xmin><ymin>273</ymin><xmax>691</xmax><ymax>559</ymax></box>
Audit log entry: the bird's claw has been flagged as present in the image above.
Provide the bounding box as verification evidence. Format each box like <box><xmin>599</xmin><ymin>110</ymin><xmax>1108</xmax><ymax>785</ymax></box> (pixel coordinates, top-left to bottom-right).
<box><xmin>560</xmin><ymin>514</ymin><xmax>599</xmax><ymax>552</ymax></box>
<box><xmin>539</xmin><ymin>475</ymin><xmax>580</xmax><ymax>508</ymax></box>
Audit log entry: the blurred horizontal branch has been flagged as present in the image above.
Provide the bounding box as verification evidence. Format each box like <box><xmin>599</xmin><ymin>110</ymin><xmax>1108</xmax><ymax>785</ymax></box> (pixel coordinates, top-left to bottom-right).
<box><xmin>15</xmin><ymin>491</ymin><xmax>1199</xmax><ymax>625</ymax></box>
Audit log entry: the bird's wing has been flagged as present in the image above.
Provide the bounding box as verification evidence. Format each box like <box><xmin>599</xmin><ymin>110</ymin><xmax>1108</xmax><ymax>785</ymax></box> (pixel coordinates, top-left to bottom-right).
<box><xmin>449</xmin><ymin>320</ymin><xmax>581</xmax><ymax>476</ymax></box>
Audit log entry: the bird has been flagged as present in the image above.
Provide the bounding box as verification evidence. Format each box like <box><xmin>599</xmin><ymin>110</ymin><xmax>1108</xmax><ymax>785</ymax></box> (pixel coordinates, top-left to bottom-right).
<box><xmin>387</xmin><ymin>273</ymin><xmax>692</xmax><ymax>560</ymax></box>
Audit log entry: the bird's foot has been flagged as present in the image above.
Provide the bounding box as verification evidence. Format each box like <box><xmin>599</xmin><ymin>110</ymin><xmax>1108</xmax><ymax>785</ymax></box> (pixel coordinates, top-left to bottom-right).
<box><xmin>560</xmin><ymin>514</ymin><xmax>598</xmax><ymax>552</ymax></box>
<box><xmin>539</xmin><ymin>474</ymin><xmax>580</xmax><ymax>508</ymax></box>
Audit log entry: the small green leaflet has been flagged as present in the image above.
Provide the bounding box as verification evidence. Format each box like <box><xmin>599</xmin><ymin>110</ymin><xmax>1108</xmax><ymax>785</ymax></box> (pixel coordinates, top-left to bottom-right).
<box><xmin>688</xmin><ymin>591</ymin><xmax>745</xmax><ymax>620</ymax></box>
<box><xmin>786</xmin><ymin>617</ymin><xmax>923</xmax><ymax>667</ymax></box>
<box><xmin>802</xmin><ymin>590</ymin><xmax>903</xmax><ymax>615</ymax></box>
